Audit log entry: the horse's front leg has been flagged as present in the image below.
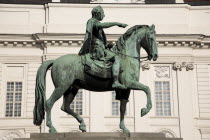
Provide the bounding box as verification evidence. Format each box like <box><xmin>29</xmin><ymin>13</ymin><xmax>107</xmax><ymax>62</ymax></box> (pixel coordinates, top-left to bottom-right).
<box><xmin>127</xmin><ymin>81</ymin><xmax>152</xmax><ymax>117</ymax></box>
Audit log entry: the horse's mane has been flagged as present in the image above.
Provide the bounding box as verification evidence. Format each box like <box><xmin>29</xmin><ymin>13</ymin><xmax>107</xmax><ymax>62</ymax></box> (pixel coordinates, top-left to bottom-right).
<box><xmin>116</xmin><ymin>25</ymin><xmax>149</xmax><ymax>52</ymax></box>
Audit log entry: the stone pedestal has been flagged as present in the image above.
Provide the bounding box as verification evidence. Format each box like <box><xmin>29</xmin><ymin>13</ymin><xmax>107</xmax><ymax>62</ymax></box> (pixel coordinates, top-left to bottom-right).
<box><xmin>15</xmin><ymin>132</ymin><xmax>183</xmax><ymax>140</ymax></box>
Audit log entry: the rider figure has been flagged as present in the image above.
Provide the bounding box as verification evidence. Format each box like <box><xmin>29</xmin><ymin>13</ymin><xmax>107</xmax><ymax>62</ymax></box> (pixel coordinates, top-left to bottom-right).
<box><xmin>79</xmin><ymin>5</ymin><xmax>127</xmax><ymax>89</ymax></box>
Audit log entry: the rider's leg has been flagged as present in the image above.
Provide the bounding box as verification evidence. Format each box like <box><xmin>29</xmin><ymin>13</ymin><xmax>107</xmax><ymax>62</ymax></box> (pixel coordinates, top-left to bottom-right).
<box><xmin>112</xmin><ymin>56</ymin><xmax>126</xmax><ymax>89</ymax></box>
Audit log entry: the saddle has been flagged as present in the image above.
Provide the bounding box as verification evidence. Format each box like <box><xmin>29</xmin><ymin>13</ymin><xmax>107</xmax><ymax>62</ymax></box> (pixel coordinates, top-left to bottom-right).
<box><xmin>81</xmin><ymin>54</ymin><xmax>113</xmax><ymax>78</ymax></box>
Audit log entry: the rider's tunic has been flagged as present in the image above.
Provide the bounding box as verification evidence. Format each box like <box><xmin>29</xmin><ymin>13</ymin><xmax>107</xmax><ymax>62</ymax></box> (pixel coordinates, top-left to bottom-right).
<box><xmin>79</xmin><ymin>18</ymin><xmax>115</xmax><ymax>61</ymax></box>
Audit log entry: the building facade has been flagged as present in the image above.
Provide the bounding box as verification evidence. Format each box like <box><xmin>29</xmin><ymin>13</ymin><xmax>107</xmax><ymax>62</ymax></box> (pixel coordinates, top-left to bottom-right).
<box><xmin>0</xmin><ymin>2</ymin><xmax>210</xmax><ymax>140</ymax></box>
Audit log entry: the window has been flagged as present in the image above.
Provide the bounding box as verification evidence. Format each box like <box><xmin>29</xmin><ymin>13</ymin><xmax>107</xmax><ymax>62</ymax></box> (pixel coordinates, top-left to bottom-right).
<box><xmin>155</xmin><ymin>81</ymin><xmax>171</xmax><ymax>116</ymax></box>
<box><xmin>111</xmin><ymin>92</ymin><xmax>127</xmax><ymax>116</ymax></box>
<box><xmin>112</xmin><ymin>92</ymin><xmax>119</xmax><ymax>116</ymax></box>
<box><xmin>5</xmin><ymin>82</ymin><xmax>22</xmax><ymax>117</ymax></box>
<box><xmin>154</xmin><ymin>66</ymin><xmax>173</xmax><ymax>117</ymax></box>
<box><xmin>70</xmin><ymin>90</ymin><xmax>83</xmax><ymax>115</ymax></box>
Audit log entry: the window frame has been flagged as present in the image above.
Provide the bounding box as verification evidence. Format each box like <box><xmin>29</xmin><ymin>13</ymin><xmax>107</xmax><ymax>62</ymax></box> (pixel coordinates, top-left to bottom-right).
<box><xmin>5</xmin><ymin>81</ymin><xmax>23</xmax><ymax>117</ymax></box>
<box><xmin>110</xmin><ymin>91</ymin><xmax>131</xmax><ymax>117</ymax></box>
<box><xmin>62</xmin><ymin>89</ymin><xmax>88</xmax><ymax>117</ymax></box>
<box><xmin>1</xmin><ymin>64</ymin><xmax>27</xmax><ymax>118</ymax></box>
<box><xmin>151</xmin><ymin>64</ymin><xmax>177</xmax><ymax>117</ymax></box>
<box><xmin>154</xmin><ymin>81</ymin><xmax>171</xmax><ymax>116</ymax></box>
<box><xmin>70</xmin><ymin>89</ymin><xmax>83</xmax><ymax>116</ymax></box>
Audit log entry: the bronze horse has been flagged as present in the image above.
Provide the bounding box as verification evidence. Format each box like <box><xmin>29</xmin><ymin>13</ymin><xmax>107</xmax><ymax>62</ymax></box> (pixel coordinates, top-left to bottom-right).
<box><xmin>33</xmin><ymin>25</ymin><xmax>158</xmax><ymax>133</ymax></box>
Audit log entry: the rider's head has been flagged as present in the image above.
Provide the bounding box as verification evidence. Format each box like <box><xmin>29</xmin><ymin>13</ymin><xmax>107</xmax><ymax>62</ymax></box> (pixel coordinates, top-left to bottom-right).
<box><xmin>91</xmin><ymin>5</ymin><xmax>105</xmax><ymax>21</ymax></box>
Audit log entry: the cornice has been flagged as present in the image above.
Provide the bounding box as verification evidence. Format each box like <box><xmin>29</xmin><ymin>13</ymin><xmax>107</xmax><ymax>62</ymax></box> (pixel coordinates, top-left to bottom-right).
<box><xmin>46</xmin><ymin>3</ymin><xmax>210</xmax><ymax>10</ymax></box>
<box><xmin>0</xmin><ymin>34</ymin><xmax>209</xmax><ymax>49</ymax></box>
<box><xmin>47</xmin><ymin>3</ymin><xmax>191</xmax><ymax>9</ymax></box>
<box><xmin>0</xmin><ymin>4</ymin><xmax>44</xmax><ymax>9</ymax></box>
<box><xmin>0</xmin><ymin>55</ymin><xmax>42</xmax><ymax>63</ymax></box>
<box><xmin>0</xmin><ymin>3</ymin><xmax>209</xmax><ymax>10</ymax></box>
<box><xmin>0</xmin><ymin>34</ymin><xmax>40</xmax><ymax>48</ymax></box>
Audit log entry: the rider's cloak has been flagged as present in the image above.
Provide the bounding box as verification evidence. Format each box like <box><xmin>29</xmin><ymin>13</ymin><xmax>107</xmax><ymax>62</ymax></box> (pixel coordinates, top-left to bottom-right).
<box><xmin>78</xmin><ymin>18</ymin><xmax>107</xmax><ymax>55</ymax></box>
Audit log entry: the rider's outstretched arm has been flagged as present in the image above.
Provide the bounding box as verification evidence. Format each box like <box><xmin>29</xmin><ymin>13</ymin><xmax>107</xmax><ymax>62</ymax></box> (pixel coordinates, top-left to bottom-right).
<box><xmin>97</xmin><ymin>22</ymin><xmax>127</xmax><ymax>29</ymax></box>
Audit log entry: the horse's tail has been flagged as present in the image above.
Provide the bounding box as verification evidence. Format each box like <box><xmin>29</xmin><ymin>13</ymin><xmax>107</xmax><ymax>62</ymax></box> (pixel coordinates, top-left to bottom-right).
<box><xmin>33</xmin><ymin>60</ymin><xmax>54</xmax><ymax>126</ymax></box>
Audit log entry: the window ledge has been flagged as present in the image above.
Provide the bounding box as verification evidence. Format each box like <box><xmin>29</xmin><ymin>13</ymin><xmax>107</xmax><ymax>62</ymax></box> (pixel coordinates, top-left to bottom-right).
<box><xmin>149</xmin><ymin>116</ymin><xmax>179</xmax><ymax>119</ymax></box>
<box><xmin>60</xmin><ymin>116</ymin><xmax>90</xmax><ymax>118</ymax></box>
<box><xmin>0</xmin><ymin>117</ymin><xmax>33</xmax><ymax>119</ymax></box>
<box><xmin>105</xmin><ymin>116</ymin><xmax>134</xmax><ymax>118</ymax></box>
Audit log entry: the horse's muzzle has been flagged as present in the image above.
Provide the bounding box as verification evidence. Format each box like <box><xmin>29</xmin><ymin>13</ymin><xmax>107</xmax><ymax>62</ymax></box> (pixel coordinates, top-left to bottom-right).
<box><xmin>153</xmin><ymin>54</ymin><xmax>158</xmax><ymax>61</ymax></box>
<box><xmin>148</xmin><ymin>54</ymin><xmax>153</xmax><ymax>61</ymax></box>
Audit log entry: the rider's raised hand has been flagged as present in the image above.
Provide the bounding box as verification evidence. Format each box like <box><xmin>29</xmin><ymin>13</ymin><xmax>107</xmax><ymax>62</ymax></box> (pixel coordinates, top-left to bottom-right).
<box><xmin>117</xmin><ymin>23</ymin><xmax>128</xmax><ymax>28</ymax></box>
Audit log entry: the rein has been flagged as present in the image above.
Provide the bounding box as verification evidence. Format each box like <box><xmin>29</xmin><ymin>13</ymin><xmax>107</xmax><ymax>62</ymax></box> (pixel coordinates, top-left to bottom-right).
<box><xmin>106</xmin><ymin>49</ymin><xmax>149</xmax><ymax>62</ymax></box>
<box><xmin>115</xmin><ymin>51</ymin><xmax>148</xmax><ymax>62</ymax></box>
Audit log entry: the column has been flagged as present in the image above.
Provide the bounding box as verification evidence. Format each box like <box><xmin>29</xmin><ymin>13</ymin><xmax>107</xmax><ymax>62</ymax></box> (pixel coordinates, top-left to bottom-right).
<box><xmin>173</xmin><ymin>62</ymin><xmax>195</xmax><ymax>140</ymax></box>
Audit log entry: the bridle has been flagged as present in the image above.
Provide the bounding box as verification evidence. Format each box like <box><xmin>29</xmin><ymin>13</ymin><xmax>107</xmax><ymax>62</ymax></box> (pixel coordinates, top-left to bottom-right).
<box><xmin>107</xmin><ymin>29</ymin><xmax>153</xmax><ymax>62</ymax></box>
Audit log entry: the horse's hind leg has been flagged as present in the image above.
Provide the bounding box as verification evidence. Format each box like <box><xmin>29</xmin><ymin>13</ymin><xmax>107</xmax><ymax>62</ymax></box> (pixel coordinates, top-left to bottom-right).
<box><xmin>61</xmin><ymin>87</ymin><xmax>86</xmax><ymax>132</ymax></box>
<box><xmin>45</xmin><ymin>86</ymin><xmax>69</xmax><ymax>133</ymax></box>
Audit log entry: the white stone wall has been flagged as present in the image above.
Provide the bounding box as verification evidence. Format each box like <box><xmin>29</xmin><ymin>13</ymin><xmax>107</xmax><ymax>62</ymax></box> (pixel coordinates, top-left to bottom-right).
<box><xmin>0</xmin><ymin>3</ymin><xmax>210</xmax><ymax>140</ymax></box>
<box><xmin>0</xmin><ymin>4</ymin><xmax>210</xmax><ymax>35</ymax></box>
<box><xmin>196</xmin><ymin>64</ymin><xmax>210</xmax><ymax>118</ymax></box>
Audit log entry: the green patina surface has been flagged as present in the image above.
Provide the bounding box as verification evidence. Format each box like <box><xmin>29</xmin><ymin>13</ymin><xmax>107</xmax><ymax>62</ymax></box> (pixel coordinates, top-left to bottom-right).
<box><xmin>33</xmin><ymin>5</ymin><xmax>158</xmax><ymax>133</ymax></box>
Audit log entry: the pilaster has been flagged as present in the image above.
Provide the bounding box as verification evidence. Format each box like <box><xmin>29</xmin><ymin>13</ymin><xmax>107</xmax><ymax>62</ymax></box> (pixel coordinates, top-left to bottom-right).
<box><xmin>174</xmin><ymin>63</ymin><xmax>195</xmax><ymax>140</ymax></box>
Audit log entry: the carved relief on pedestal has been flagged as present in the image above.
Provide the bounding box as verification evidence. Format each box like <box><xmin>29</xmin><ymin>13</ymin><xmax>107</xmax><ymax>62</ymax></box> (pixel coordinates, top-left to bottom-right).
<box><xmin>160</xmin><ymin>130</ymin><xmax>176</xmax><ymax>138</ymax></box>
<box><xmin>173</xmin><ymin>62</ymin><xmax>194</xmax><ymax>71</ymax></box>
<box><xmin>0</xmin><ymin>131</ymin><xmax>23</xmax><ymax>140</ymax></box>
<box><xmin>154</xmin><ymin>66</ymin><xmax>170</xmax><ymax>78</ymax></box>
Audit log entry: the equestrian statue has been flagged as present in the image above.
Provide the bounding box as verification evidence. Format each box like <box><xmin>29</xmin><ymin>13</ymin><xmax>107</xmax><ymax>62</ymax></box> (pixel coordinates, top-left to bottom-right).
<box><xmin>33</xmin><ymin>5</ymin><xmax>158</xmax><ymax>133</ymax></box>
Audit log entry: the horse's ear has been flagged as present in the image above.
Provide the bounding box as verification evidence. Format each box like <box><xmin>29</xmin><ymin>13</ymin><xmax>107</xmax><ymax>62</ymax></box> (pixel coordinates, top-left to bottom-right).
<box><xmin>150</xmin><ymin>24</ymin><xmax>155</xmax><ymax>30</ymax></box>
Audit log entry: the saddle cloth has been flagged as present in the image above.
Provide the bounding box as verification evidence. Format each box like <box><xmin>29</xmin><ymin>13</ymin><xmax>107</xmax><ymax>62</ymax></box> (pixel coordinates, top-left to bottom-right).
<box><xmin>81</xmin><ymin>54</ymin><xmax>113</xmax><ymax>78</ymax></box>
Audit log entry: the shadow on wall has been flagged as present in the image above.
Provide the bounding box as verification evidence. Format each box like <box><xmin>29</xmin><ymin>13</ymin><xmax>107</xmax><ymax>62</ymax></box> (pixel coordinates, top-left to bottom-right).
<box><xmin>184</xmin><ymin>0</ymin><xmax>210</xmax><ymax>6</ymax></box>
<box><xmin>60</xmin><ymin>0</ymin><xmax>91</xmax><ymax>3</ymax></box>
<box><xmin>145</xmin><ymin>0</ymin><xmax>175</xmax><ymax>4</ymax></box>
<box><xmin>145</xmin><ymin>0</ymin><xmax>210</xmax><ymax>5</ymax></box>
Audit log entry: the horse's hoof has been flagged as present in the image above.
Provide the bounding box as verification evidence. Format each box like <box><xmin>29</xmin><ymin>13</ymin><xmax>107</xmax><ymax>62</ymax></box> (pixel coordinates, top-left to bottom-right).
<box><xmin>122</xmin><ymin>128</ymin><xmax>130</xmax><ymax>133</ymax></box>
<box><xmin>141</xmin><ymin>108</ymin><xmax>147</xmax><ymax>117</ymax></box>
<box><xmin>79</xmin><ymin>125</ymin><xmax>86</xmax><ymax>132</ymax></box>
<box><xmin>49</xmin><ymin>127</ymin><xmax>57</xmax><ymax>133</ymax></box>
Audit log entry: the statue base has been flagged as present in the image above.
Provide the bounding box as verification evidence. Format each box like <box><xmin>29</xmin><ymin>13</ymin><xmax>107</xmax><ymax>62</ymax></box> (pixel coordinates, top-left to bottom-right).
<box><xmin>15</xmin><ymin>132</ymin><xmax>183</xmax><ymax>140</ymax></box>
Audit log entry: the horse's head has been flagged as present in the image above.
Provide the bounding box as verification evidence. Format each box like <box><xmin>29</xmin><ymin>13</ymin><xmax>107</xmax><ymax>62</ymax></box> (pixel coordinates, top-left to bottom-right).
<box><xmin>141</xmin><ymin>24</ymin><xmax>158</xmax><ymax>61</ymax></box>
